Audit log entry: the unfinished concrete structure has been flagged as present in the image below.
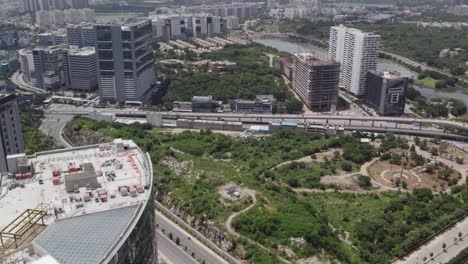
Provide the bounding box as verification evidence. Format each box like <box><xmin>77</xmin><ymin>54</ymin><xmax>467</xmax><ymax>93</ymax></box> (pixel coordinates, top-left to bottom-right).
<box><xmin>292</xmin><ymin>53</ymin><xmax>340</xmax><ymax>112</ymax></box>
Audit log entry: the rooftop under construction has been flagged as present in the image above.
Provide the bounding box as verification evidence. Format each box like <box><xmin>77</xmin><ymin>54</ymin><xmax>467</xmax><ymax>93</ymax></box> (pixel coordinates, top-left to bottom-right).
<box><xmin>0</xmin><ymin>139</ymin><xmax>154</xmax><ymax>264</ymax></box>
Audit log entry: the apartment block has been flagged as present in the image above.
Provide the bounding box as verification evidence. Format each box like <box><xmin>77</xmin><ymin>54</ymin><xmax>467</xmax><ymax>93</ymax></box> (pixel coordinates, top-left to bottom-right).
<box><xmin>329</xmin><ymin>25</ymin><xmax>380</xmax><ymax>96</ymax></box>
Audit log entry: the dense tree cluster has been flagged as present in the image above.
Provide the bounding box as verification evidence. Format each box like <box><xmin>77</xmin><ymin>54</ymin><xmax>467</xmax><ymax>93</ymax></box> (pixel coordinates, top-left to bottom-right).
<box><xmin>157</xmin><ymin>44</ymin><xmax>303</xmax><ymax>113</ymax></box>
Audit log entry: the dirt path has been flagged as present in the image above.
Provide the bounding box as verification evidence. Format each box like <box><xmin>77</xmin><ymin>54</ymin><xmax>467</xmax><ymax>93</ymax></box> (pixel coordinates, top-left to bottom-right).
<box><xmin>271</xmin><ymin>149</ymin><xmax>342</xmax><ymax>170</ymax></box>
<box><xmin>224</xmin><ymin>189</ymin><xmax>291</xmax><ymax>264</ymax></box>
<box><xmin>225</xmin><ymin>189</ymin><xmax>257</xmax><ymax>237</ymax></box>
<box><xmin>415</xmin><ymin>145</ymin><xmax>468</xmax><ymax>186</ymax></box>
<box><xmin>270</xmin><ymin>157</ymin><xmax>400</xmax><ymax>194</ymax></box>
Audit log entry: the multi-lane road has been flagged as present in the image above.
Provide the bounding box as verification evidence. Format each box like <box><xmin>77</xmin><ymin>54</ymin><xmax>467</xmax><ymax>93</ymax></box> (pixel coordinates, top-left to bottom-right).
<box><xmin>40</xmin><ymin>114</ymin><xmax>73</xmax><ymax>147</ymax></box>
<box><xmin>11</xmin><ymin>71</ymin><xmax>47</xmax><ymax>94</ymax></box>
<box><xmin>156</xmin><ymin>210</ymin><xmax>230</xmax><ymax>264</ymax></box>
<box><xmin>158</xmin><ymin>230</ymin><xmax>198</xmax><ymax>264</ymax></box>
<box><xmin>394</xmin><ymin>217</ymin><xmax>468</xmax><ymax>264</ymax></box>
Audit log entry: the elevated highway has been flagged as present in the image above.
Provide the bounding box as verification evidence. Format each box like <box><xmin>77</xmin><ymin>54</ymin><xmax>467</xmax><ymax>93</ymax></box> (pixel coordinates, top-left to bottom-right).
<box><xmin>45</xmin><ymin>108</ymin><xmax>468</xmax><ymax>140</ymax></box>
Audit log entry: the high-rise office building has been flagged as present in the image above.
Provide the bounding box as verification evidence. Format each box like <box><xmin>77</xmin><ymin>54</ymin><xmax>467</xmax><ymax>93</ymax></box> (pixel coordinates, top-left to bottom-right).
<box><xmin>329</xmin><ymin>25</ymin><xmax>380</xmax><ymax>96</ymax></box>
<box><xmin>292</xmin><ymin>53</ymin><xmax>340</xmax><ymax>112</ymax></box>
<box><xmin>32</xmin><ymin>46</ymin><xmax>65</xmax><ymax>90</ymax></box>
<box><xmin>64</xmin><ymin>46</ymin><xmax>97</xmax><ymax>91</ymax></box>
<box><xmin>0</xmin><ymin>94</ymin><xmax>24</xmax><ymax>172</ymax></box>
<box><xmin>18</xmin><ymin>49</ymin><xmax>35</xmax><ymax>83</ymax></box>
<box><xmin>96</xmin><ymin>20</ymin><xmax>155</xmax><ymax>103</ymax></box>
<box><xmin>71</xmin><ymin>0</ymin><xmax>89</xmax><ymax>9</ymax></box>
<box><xmin>67</xmin><ymin>23</ymin><xmax>96</xmax><ymax>47</ymax></box>
<box><xmin>364</xmin><ymin>71</ymin><xmax>408</xmax><ymax>116</ymax></box>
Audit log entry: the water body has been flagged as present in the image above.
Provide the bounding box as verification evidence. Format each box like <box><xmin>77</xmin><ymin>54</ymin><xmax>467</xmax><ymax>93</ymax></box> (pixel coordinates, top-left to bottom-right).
<box><xmin>253</xmin><ymin>38</ymin><xmax>468</xmax><ymax>108</ymax></box>
<box><xmin>95</xmin><ymin>13</ymin><xmax>144</xmax><ymax>23</ymax></box>
<box><xmin>253</xmin><ymin>38</ymin><xmax>416</xmax><ymax>77</ymax></box>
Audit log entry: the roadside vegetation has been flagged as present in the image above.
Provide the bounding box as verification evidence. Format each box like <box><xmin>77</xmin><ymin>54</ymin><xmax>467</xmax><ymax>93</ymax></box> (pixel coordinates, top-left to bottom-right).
<box><xmin>20</xmin><ymin>109</ymin><xmax>62</xmax><ymax>155</ymax></box>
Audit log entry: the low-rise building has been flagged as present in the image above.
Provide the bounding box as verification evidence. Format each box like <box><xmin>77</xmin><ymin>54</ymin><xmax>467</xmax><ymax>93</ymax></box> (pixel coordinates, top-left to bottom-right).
<box><xmin>234</xmin><ymin>99</ymin><xmax>272</xmax><ymax>113</ymax></box>
<box><xmin>192</xmin><ymin>96</ymin><xmax>213</xmax><ymax>112</ymax></box>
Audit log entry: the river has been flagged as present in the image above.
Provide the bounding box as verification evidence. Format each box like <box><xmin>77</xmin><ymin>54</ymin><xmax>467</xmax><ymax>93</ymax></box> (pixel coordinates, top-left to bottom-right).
<box><xmin>253</xmin><ymin>38</ymin><xmax>468</xmax><ymax>110</ymax></box>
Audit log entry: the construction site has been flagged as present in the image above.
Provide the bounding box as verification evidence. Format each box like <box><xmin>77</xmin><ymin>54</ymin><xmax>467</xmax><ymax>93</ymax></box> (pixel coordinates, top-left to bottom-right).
<box><xmin>0</xmin><ymin>139</ymin><xmax>156</xmax><ymax>264</ymax></box>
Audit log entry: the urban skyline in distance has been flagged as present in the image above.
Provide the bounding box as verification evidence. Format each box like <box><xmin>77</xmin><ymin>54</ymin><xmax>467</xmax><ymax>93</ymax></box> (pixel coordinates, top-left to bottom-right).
<box><xmin>0</xmin><ymin>0</ymin><xmax>468</xmax><ymax>264</ymax></box>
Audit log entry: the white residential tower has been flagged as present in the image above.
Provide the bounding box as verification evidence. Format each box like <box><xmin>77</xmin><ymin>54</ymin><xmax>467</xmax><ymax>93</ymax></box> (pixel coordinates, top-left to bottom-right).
<box><xmin>328</xmin><ymin>25</ymin><xmax>380</xmax><ymax>96</ymax></box>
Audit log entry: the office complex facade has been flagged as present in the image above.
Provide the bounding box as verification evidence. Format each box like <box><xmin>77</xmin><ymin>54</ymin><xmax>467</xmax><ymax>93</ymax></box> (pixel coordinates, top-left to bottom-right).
<box><xmin>151</xmin><ymin>14</ymin><xmax>224</xmax><ymax>42</ymax></box>
<box><xmin>292</xmin><ymin>53</ymin><xmax>340</xmax><ymax>112</ymax></box>
<box><xmin>192</xmin><ymin>96</ymin><xmax>213</xmax><ymax>112</ymax></box>
<box><xmin>235</xmin><ymin>100</ymin><xmax>272</xmax><ymax>113</ymax></box>
<box><xmin>329</xmin><ymin>25</ymin><xmax>380</xmax><ymax>96</ymax></box>
<box><xmin>32</xmin><ymin>46</ymin><xmax>65</xmax><ymax>90</ymax></box>
<box><xmin>365</xmin><ymin>71</ymin><xmax>408</xmax><ymax>116</ymax></box>
<box><xmin>67</xmin><ymin>23</ymin><xmax>96</xmax><ymax>47</ymax></box>
<box><xmin>23</xmin><ymin>45</ymin><xmax>97</xmax><ymax>91</ymax></box>
<box><xmin>0</xmin><ymin>94</ymin><xmax>24</xmax><ymax>173</ymax></box>
<box><xmin>63</xmin><ymin>46</ymin><xmax>97</xmax><ymax>91</ymax></box>
<box><xmin>96</xmin><ymin>20</ymin><xmax>156</xmax><ymax>103</ymax></box>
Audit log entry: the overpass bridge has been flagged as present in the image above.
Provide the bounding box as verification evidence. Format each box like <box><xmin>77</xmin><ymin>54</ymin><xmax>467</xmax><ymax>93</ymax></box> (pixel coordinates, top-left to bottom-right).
<box><xmin>46</xmin><ymin>109</ymin><xmax>468</xmax><ymax>140</ymax></box>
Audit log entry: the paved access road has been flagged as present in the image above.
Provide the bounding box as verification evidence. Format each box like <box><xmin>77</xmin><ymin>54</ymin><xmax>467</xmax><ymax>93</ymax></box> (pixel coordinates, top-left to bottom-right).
<box><xmin>158</xmin><ymin>230</ymin><xmax>198</xmax><ymax>264</ymax></box>
<box><xmin>156</xmin><ymin>210</ymin><xmax>230</xmax><ymax>264</ymax></box>
<box><xmin>11</xmin><ymin>71</ymin><xmax>47</xmax><ymax>94</ymax></box>
<box><xmin>40</xmin><ymin>114</ymin><xmax>73</xmax><ymax>148</ymax></box>
<box><xmin>394</xmin><ymin>217</ymin><xmax>468</xmax><ymax>264</ymax></box>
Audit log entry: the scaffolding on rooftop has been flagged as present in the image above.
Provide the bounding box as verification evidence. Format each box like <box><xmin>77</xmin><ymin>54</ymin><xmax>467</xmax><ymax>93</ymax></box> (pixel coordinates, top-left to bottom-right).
<box><xmin>0</xmin><ymin>203</ymin><xmax>48</xmax><ymax>251</ymax></box>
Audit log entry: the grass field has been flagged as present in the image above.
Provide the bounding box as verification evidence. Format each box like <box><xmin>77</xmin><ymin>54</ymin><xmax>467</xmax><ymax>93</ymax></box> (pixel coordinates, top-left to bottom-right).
<box><xmin>414</xmin><ymin>77</ymin><xmax>438</xmax><ymax>89</ymax></box>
